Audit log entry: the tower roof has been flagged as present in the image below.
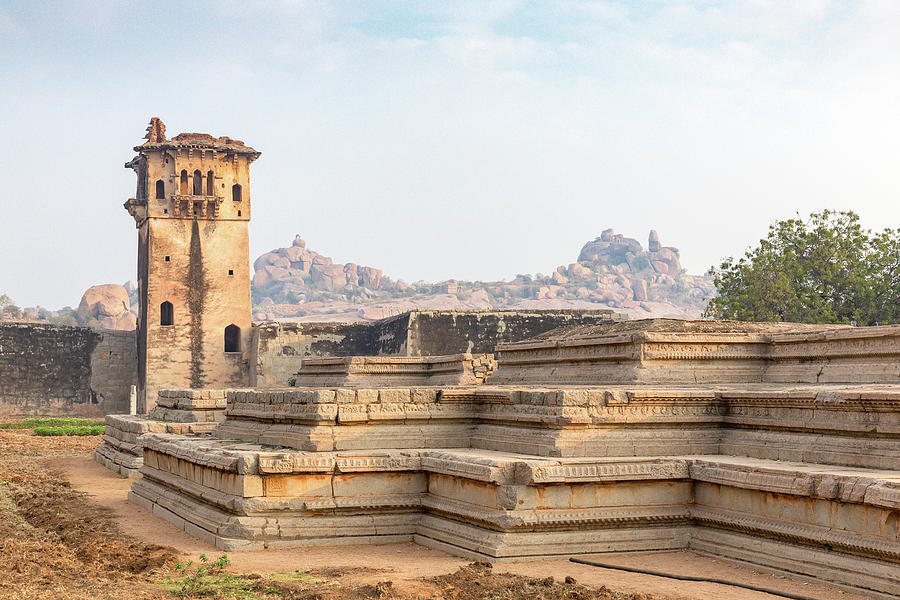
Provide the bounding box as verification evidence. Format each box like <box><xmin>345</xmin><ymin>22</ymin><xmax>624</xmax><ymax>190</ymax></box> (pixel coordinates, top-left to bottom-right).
<box><xmin>134</xmin><ymin>117</ymin><xmax>260</xmax><ymax>159</ymax></box>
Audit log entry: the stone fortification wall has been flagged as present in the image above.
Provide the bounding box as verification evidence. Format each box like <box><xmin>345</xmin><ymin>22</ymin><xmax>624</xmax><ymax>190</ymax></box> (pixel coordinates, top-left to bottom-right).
<box><xmin>0</xmin><ymin>322</ymin><xmax>136</xmax><ymax>416</ymax></box>
<box><xmin>404</xmin><ymin>309</ymin><xmax>621</xmax><ymax>356</ymax></box>
<box><xmin>251</xmin><ymin>309</ymin><xmax>621</xmax><ymax>388</ymax></box>
<box><xmin>250</xmin><ymin>315</ymin><xmax>410</xmax><ymax>388</ymax></box>
<box><xmin>90</xmin><ymin>329</ymin><xmax>138</xmax><ymax>414</ymax></box>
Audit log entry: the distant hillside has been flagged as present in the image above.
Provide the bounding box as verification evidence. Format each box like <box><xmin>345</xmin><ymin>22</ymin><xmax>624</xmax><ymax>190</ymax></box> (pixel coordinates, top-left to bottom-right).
<box><xmin>251</xmin><ymin>228</ymin><xmax>715</xmax><ymax>322</ymax></box>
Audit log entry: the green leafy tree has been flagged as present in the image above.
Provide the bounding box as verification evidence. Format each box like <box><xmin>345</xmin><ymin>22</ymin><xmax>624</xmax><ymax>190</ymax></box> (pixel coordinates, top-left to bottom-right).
<box><xmin>704</xmin><ymin>210</ymin><xmax>900</xmax><ymax>325</ymax></box>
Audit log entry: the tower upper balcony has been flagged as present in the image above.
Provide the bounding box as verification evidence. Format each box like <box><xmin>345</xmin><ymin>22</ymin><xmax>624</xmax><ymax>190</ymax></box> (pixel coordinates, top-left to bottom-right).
<box><xmin>125</xmin><ymin>118</ymin><xmax>260</xmax><ymax>226</ymax></box>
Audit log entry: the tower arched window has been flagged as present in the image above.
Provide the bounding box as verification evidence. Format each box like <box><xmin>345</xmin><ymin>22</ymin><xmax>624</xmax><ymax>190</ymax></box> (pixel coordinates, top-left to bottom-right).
<box><xmin>232</xmin><ymin>184</ymin><xmax>242</xmax><ymax>203</ymax></box>
<box><xmin>193</xmin><ymin>170</ymin><xmax>203</xmax><ymax>195</ymax></box>
<box><xmin>155</xmin><ymin>179</ymin><xmax>165</xmax><ymax>200</ymax></box>
<box><xmin>206</xmin><ymin>170</ymin><xmax>214</xmax><ymax>196</ymax></box>
<box><xmin>224</xmin><ymin>324</ymin><xmax>241</xmax><ymax>353</ymax></box>
<box><xmin>180</xmin><ymin>170</ymin><xmax>188</xmax><ymax>194</ymax></box>
<box><xmin>160</xmin><ymin>301</ymin><xmax>173</xmax><ymax>326</ymax></box>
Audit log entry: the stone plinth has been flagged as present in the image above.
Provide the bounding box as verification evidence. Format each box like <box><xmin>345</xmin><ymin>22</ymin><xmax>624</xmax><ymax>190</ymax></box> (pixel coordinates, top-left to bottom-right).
<box><xmin>293</xmin><ymin>354</ymin><xmax>496</xmax><ymax>388</ymax></box>
<box><xmin>149</xmin><ymin>389</ymin><xmax>229</xmax><ymax>423</ymax></box>
<box><xmin>130</xmin><ymin>434</ymin><xmax>900</xmax><ymax>596</ymax></box>
<box><xmin>93</xmin><ymin>389</ymin><xmax>228</xmax><ymax>477</ymax></box>
<box><xmin>490</xmin><ymin>320</ymin><xmax>900</xmax><ymax>386</ymax></box>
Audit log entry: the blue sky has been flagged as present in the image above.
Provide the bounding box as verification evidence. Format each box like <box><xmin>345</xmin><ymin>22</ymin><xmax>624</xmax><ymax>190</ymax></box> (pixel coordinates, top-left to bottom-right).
<box><xmin>2</xmin><ymin>1</ymin><xmax>899</xmax><ymax>308</ymax></box>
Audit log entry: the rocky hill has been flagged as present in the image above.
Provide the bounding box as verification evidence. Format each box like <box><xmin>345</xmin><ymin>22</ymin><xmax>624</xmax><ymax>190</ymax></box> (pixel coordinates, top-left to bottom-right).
<box><xmin>13</xmin><ymin>228</ymin><xmax>714</xmax><ymax>328</ymax></box>
<box><xmin>252</xmin><ymin>229</ymin><xmax>715</xmax><ymax>322</ymax></box>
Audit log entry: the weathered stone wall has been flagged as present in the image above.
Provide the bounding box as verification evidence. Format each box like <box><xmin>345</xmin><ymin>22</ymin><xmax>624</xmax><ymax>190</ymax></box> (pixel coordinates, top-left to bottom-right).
<box><xmin>0</xmin><ymin>322</ymin><xmax>136</xmax><ymax>416</ymax></box>
<box><xmin>250</xmin><ymin>310</ymin><xmax>621</xmax><ymax>388</ymax></box>
<box><xmin>405</xmin><ymin>309</ymin><xmax>620</xmax><ymax>356</ymax></box>
<box><xmin>89</xmin><ymin>329</ymin><xmax>138</xmax><ymax>414</ymax></box>
<box><xmin>249</xmin><ymin>316</ymin><xmax>410</xmax><ymax>388</ymax></box>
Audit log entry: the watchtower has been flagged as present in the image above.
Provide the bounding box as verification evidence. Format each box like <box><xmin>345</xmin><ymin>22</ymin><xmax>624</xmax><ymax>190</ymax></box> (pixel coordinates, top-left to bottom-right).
<box><xmin>125</xmin><ymin>118</ymin><xmax>260</xmax><ymax>412</ymax></box>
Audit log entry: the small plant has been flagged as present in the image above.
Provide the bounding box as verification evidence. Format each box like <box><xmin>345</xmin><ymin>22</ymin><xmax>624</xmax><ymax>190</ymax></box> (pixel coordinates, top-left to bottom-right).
<box><xmin>287</xmin><ymin>377</ymin><xmax>297</xmax><ymax>387</ymax></box>
<box><xmin>169</xmin><ymin>553</ymin><xmax>231</xmax><ymax>597</ymax></box>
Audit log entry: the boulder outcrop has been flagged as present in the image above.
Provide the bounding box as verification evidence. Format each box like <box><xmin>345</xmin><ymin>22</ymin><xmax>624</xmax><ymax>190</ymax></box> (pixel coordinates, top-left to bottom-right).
<box><xmin>76</xmin><ymin>284</ymin><xmax>136</xmax><ymax>330</ymax></box>
<box><xmin>251</xmin><ymin>230</ymin><xmax>716</xmax><ymax>322</ymax></box>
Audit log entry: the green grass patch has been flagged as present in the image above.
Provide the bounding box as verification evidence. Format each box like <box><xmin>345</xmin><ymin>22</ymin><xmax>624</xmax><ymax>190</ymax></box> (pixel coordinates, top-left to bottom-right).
<box><xmin>33</xmin><ymin>425</ymin><xmax>105</xmax><ymax>436</ymax></box>
<box><xmin>0</xmin><ymin>418</ymin><xmax>105</xmax><ymax>430</ymax></box>
<box><xmin>161</xmin><ymin>572</ymin><xmax>264</xmax><ymax>599</ymax></box>
<box><xmin>158</xmin><ymin>553</ymin><xmax>321</xmax><ymax>599</ymax></box>
<box><xmin>160</xmin><ymin>571</ymin><xmax>319</xmax><ymax>599</ymax></box>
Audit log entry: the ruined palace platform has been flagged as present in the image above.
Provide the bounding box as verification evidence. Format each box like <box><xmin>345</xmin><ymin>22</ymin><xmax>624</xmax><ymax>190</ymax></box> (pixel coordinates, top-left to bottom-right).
<box><xmin>116</xmin><ymin>320</ymin><xmax>900</xmax><ymax>598</ymax></box>
<box><xmin>127</xmin><ymin>382</ymin><xmax>900</xmax><ymax>597</ymax></box>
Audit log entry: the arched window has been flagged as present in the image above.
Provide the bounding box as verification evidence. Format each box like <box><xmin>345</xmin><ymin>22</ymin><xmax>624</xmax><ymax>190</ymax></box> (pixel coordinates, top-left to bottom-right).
<box><xmin>224</xmin><ymin>324</ymin><xmax>240</xmax><ymax>352</ymax></box>
<box><xmin>206</xmin><ymin>170</ymin><xmax>214</xmax><ymax>196</ymax></box>
<box><xmin>155</xmin><ymin>179</ymin><xmax>165</xmax><ymax>200</ymax></box>
<box><xmin>160</xmin><ymin>301</ymin><xmax>173</xmax><ymax>326</ymax></box>
<box><xmin>193</xmin><ymin>170</ymin><xmax>203</xmax><ymax>195</ymax></box>
<box><xmin>232</xmin><ymin>184</ymin><xmax>242</xmax><ymax>203</ymax></box>
<box><xmin>180</xmin><ymin>170</ymin><xmax>188</xmax><ymax>194</ymax></box>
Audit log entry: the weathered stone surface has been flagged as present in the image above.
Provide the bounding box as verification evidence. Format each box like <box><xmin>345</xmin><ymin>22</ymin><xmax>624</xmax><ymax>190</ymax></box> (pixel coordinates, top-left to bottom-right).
<box><xmin>0</xmin><ymin>323</ymin><xmax>136</xmax><ymax>416</ymax></box>
<box><xmin>122</xmin><ymin>318</ymin><xmax>900</xmax><ymax>597</ymax></box>
<box><xmin>129</xmin><ymin>431</ymin><xmax>900</xmax><ymax>596</ymax></box>
<box><xmin>489</xmin><ymin>319</ymin><xmax>900</xmax><ymax>386</ymax></box>
<box><xmin>77</xmin><ymin>284</ymin><xmax>134</xmax><ymax>330</ymax></box>
<box><xmin>125</xmin><ymin>120</ymin><xmax>258</xmax><ymax>412</ymax></box>
<box><xmin>250</xmin><ymin>310</ymin><xmax>620</xmax><ymax>388</ymax></box>
<box><xmin>293</xmin><ymin>354</ymin><xmax>496</xmax><ymax>387</ymax></box>
<box><xmin>94</xmin><ymin>388</ymin><xmax>227</xmax><ymax>477</ymax></box>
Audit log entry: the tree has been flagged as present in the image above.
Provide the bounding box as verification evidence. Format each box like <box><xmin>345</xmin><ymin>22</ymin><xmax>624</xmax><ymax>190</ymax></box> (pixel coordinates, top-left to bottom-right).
<box><xmin>0</xmin><ymin>294</ymin><xmax>20</xmax><ymax>319</ymax></box>
<box><xmin>703</xmin><ymin>210</ymin><xmax>900</xmax><ymax>325</ymax></box>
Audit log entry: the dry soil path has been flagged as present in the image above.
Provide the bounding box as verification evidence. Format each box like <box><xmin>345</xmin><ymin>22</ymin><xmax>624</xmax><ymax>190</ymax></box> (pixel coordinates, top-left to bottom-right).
<box><xmin>61</xmin><ymin>456</ymin><xmax>873</xmax><ymax>600</ymax></box>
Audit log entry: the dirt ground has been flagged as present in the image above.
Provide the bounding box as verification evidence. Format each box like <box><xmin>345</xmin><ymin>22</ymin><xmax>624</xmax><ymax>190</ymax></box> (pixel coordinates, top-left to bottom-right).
<box><xmin>0</xmin><ymin>429</ymin><xmax>876</xmax><ymax>600</ymax></box>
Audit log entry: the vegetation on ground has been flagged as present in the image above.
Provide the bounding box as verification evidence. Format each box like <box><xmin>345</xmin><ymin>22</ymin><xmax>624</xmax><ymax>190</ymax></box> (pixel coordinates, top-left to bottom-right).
<box><xmin>0</xmin><ymin>417</ymin><xmax>105</xmax><ymax>430</ymax></box>
<box><xmin>161</xmin><ymin>555</ymin><xmax>324</xmax><ymax>599</ymax></box>
<box><xmin>0</xmin><ymin>418</ymin><xmax>105</xmax><ymax>437</ymax></box>
<box><xmin>33</xmin><ymin>424</ymin><xmax>105</xmax><ymax>436</ymax></box>
<box><xmin>705</xmin><ymin>210</ymin><xmax>900</xmax><ymax>325</ymax></box>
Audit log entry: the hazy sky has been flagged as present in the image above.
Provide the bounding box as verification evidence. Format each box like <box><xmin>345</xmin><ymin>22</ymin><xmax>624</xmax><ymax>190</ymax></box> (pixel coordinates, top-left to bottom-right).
<box><xmin>2</xmin><ymin>1</ymin><xmax>899</xmax><ymax>309</ymax></box>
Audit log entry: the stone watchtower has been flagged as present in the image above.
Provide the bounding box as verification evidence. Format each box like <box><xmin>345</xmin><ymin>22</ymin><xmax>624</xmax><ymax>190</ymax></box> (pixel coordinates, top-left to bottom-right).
<box><xmin>125</xmin><ymin>118</ymin><xmax>261</xmax><ymax>412</ymax></box>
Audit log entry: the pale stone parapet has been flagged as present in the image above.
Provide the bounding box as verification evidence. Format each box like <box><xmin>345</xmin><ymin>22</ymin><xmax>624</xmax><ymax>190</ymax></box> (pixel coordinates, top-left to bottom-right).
<box><xmin>490</xmin><ymin>322</ymin><xmax>900</xmax><ymax>386</ymax></box>
<box><xmin>293</xmin><ymin>354</ymin><xmax>497</xmax><ymax>388</ymax></box>
<box><xmin>187</xmin><ymin>385</ymin><xmax>900</xmax><ymax>467</ymax></box>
